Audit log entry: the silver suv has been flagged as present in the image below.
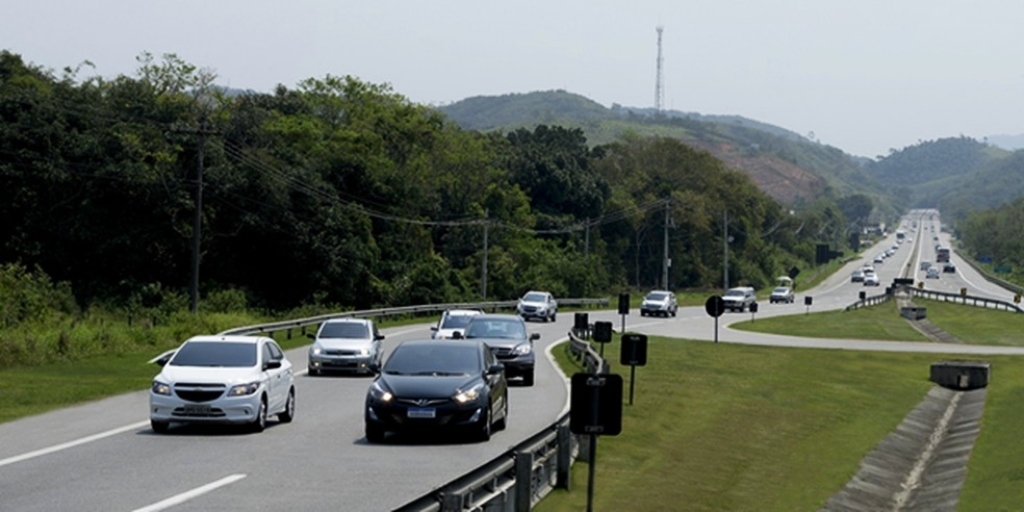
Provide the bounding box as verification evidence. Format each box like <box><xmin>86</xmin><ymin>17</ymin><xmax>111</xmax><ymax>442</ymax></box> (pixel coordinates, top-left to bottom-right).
<box><xmin>722</xmin><ymin>287</ymin><xmax>756</xmax><ymax>312</ymax></box>
<box><xmin>516</xmin><ymin>291</ymin><xmax>558</xmax><ymax>322</ymax></box>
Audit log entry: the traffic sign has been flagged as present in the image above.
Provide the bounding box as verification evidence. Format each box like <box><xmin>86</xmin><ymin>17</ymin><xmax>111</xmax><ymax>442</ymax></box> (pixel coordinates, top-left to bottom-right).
<box><xmin>704</xmin><ymin>296</ymin><xmax>725</xmax><ymax>318</ymax></box>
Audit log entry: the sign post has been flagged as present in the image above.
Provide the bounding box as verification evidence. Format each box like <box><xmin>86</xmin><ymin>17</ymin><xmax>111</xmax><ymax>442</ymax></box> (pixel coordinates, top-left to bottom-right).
<box><xmin>617</xmin><ymin>292</ymin><xmax>630</xmax><ymax>336</ymax></box>
<box><xmin>704</xmin><ymin>296</ymin><xmax>725</xmax><ymax>343</ymax></box>
<box><xmin>570</xmin><ymin>373</ymin><xmax>623</xmax><ymax>512</ymax></box>
<box><xmin>620</xmin><ymin>333</ymin><xmax>648</xmax><ymax>405</ymax></box>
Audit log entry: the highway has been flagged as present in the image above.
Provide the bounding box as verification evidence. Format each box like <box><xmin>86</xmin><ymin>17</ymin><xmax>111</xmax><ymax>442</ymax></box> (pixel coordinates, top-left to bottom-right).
<box><xmin>3</xmin><ymin>211</ymin><xmax>1023</xmax><ymax>511</ymax></box>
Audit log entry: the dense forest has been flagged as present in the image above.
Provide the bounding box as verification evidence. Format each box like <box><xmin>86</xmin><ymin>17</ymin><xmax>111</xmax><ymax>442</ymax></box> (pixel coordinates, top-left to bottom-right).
<box><xmin>0</xmin><ymin>51</ymin><xmax>859</xmax><ymax>316</ymax></box>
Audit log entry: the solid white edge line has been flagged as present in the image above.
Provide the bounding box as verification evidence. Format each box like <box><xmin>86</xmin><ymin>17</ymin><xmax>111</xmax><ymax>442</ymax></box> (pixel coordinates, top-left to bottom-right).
<box><xmin>132</xmin><ymin>474</ymin><xmax>247</xmax><ymax>512</ymax></box>
<box><xmin>546</xmin><ymin>336</ymin><xmax>573</xmax><ymax>417</ymax></box>
<box><xmin>0</xmin><ymin>420</ymin><xmax>150</xmax><ymax>469</ymax></box>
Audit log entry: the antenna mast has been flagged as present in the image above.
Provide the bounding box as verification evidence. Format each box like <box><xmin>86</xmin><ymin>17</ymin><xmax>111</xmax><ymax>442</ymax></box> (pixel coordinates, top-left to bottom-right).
<box><xmin>655</xmin><ymin>25</ymin><xmax>664</xmax><ymax>111</ymax></box>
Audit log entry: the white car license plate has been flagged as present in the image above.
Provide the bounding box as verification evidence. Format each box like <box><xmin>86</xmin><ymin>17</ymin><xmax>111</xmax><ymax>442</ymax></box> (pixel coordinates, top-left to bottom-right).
<box><xmin>407</xmin><ymin>408</ymin><xmax>436</xmax><ymax>419</ymax></box>
<box><xmin>184</xmin><ymin>404</ymin><xmax>211</xmax><ymax>414</ymax></box>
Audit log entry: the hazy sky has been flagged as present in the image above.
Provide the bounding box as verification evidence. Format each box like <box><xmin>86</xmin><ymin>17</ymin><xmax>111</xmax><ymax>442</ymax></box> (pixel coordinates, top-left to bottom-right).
<box><xmin>5</xmin><ymin>1</ymin><xmax>1023</xmax><ymax>158</ymax></box>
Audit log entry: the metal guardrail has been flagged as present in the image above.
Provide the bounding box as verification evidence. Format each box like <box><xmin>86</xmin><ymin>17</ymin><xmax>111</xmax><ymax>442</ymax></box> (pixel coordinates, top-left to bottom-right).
<box><xmin>395</xmin><ymin>330</ymin><xmax>608</xmax><ymax>511</ymax></box>
<box><xmin>218</xmin><ymin>298</ymin><xmax>609</xmax><ymax>337</ymax></box>
<box><xmin>954</xmin><ymin>247</ymin><xmax>1024</xmax><ymax>296</ymax></box>
<box><xmin>845</xmin><ymin>291</ymin><xmax>892</xmax><ymax>311</ymax></box>
<box><xmin>908</xmin><ymin>288</ymin><xmax>1023</xmax><ymax>313</ymax></box>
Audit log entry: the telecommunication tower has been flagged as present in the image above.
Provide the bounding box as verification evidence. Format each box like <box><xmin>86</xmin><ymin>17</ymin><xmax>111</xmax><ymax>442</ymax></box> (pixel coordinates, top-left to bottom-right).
<box><xmin>655</xmin><ymin>25</ymin><xmax>664</xmax><ymax>111</ymax></box>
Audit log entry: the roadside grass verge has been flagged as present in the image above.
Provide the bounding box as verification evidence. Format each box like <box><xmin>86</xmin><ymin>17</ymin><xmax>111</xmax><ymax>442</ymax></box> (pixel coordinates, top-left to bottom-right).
<box><xmin>911</xmin><ymin>297</ymin><xmax>1024</xmax><ymax>346</ymax></box>
<box><xmin>729</xmin><ymin>300</ymin><xmax>928</xmax><ymax>341</ymax></box>
<box><xmin>544</xmin><ymin>337</ymin><xmax>1024</xmax><ymax>511</ymax></box>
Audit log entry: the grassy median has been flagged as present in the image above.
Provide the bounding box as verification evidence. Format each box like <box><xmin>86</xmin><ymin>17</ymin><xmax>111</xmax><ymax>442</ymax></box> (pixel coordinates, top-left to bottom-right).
<box><xmin>544</xmin><ymin>336</ymin><xmax>1024</xmax><ymax>511</ymax></box>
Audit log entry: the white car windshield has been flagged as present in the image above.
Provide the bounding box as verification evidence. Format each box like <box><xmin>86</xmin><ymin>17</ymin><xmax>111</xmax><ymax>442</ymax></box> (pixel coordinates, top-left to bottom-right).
<box><xmin>725</xmin><ymin>290</ymin><xmax>745</xmax><ymax>297</ymax></box>
<box><xmin>319</xmin><ymin>322</ymin><xmax>370</xmax><ymax>339</ymax></box>
<box><xmin>441</xmin><ymin>315</ymin><xmax>475</xmax><ymax>329</ymax></box>
<box><xmin>170</xmin><ymin>342</ymin><xmax>257</xmax><ymax>367</ymax></box>
<box><xmin>772</xmin><ymin>287</ymin><xmax>789</xmax><ymax>294</ymax></box>
<box><xmin>646</xmin><ymin>292</ymin><xmax>668</xmax><ymax>301</ymax></box>
<box><xmin>522</xmin><ymin>293</ymin><xmax>548</xmax><ymax>302</ymax></box>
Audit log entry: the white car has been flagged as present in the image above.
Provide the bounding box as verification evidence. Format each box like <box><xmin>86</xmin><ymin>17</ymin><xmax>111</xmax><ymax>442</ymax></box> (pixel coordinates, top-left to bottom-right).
<box><xmin>863</xmin><ymin>273</ymin><xmax>880</xmax><ymax>286</ymax></box>
<box><xmin>769</xmin><ymin>286</ymin><xmax>795</xmax><ymax>304</ymax></box>
<box><xmin>149</xmin><ymin>335</ymin><xmax>295</xmax><ymax>433</ymax></box>
<box><xmin>640</xmin><ymin>290</ymin><xmax>678</xmax><ymax>317</ymax></box>
<box><xmin>516</xmin><ymin>291</ymin><xmax>558</xmax><ymax>322</ymax></box>
<box><xmin>307</xmin><ymin>318</ymin><xmax>384</xmax><ymax>375</ymax></box>
<box><xmin>431</xmin><ymin>309</ymin><xmax>483</xmax><ymax>339</ymax></box>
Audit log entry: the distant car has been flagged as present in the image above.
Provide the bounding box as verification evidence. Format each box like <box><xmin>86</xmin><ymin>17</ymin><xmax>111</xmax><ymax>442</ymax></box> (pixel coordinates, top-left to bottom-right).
<box><xmin>926</xmin><ymin>267</ymin><xmax>941</xmax><ymax>279</ymax></box>
<box><xmin>874</xmin><ymin>254</ymin><xmax>885</xmax><ymax>264</ymax></box>
<box><xmin>920</xmin><ymin>261</ymin><xmax>931</xmax><ymax>271</ymax></box>
<box><xmin>851</xmin><ymin>269</ymin><xmax>865</xmax><ymax>282</ymax></box>
<box><xmin>463</xmin><ymin>314</ymin><xmax>539</xmax><ymax>386</ymax></box>
<box><xmin>149</xmin><ymin>335</ymin><xmax>295</xmax><ymax>433</ymax></box>
<box><xmin>431</xmin><ymin>309</ymin><xmax>483</xmax><ymax>339</ymax></box>
<box><xmin>943</xmin><ymin>263</ymin><xmax>956</xmax><ymax>273</ymax></box>
<box><xmin>722</xmin><ymin>286</ymin><xmax>756</xmax><ymax>312</ymax></box>
<box><xmin>769</xmin><ymin>286</ymin><xmax>795</xmax><ymax>304</ymax></box>
<box><xmin>516</xmin><ymin>291</ymin><xmax>558</xmax><ymax>322</ymax></box>
<box><xmin>863</xmin><ymin>273</ymin><xmax>880</xmax><ymax>286</ymax></box>
<box><xmin>640</xmin><ymin>290</ymin><xmax>678</xmax><ymax>317</ymax></box>
<box><xmin>307</xmin><ymin>318</ymin><xmax>384</xmax><ymax>376</ymax></box>
<box><xmin>364</xmin><ymin>339</ymin><xmax>508</xmax><ymax>443</ymax></box>
<box><xmin>862</xmin><ymin>264</ymin><xmax>875</xmax><ymax>274</ymax></box>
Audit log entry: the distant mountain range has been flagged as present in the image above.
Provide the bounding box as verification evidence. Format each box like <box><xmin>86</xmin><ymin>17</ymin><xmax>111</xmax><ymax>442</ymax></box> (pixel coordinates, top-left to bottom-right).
<box><xmin>436</xmin><ymin>89</ymin><xmax>1024</xmax><ymax>222</ymax></box>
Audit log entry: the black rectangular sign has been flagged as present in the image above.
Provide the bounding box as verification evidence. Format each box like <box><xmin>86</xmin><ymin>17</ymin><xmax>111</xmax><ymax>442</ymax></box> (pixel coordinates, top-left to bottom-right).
<box><xmin>620</xmin><ymin>333</ymin><xmax>648</xmax><ymax>366</ymax></box>
<box><xmin>593</xmin><ymin>321</ymin><xmax>613</xmax><ymax>343</ymax></box>
<box><xmin>570</xmin><ymin>373</ymin><xmax>623</xmax><ymax>436</ymax></box>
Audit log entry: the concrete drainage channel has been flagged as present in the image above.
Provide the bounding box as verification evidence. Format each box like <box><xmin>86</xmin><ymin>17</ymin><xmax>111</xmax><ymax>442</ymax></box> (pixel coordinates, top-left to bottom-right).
<box><xmin>822</xmin><ymin>362</ymin><xmax>990</xmax><ymax>512</ymax></box>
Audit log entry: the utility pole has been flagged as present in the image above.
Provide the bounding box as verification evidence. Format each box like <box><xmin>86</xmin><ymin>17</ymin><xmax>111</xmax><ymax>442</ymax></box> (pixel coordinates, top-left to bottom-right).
<box><xmin>183</xmin><ymin>115</ymin><xmax>217</xmax><ymax>315</ymax></box>
<box><xmin>662</xmin><ymin>201</ymin><xmax>670</xmax><ymax>289</ymax></box>
<box><xmin>481</xmin><ymin>209</ymin><xmax>489</xmax><ymax>299</ymax></box>
<box><xmin>584</xmin><ymin>218</ymin><xmax>590</xmax><ymax>258</ymax></box>
<box><xmin>655</xmin><ymin>26</ymin><xmax>665</xmax><ymax>112</ymax></box>
<box><xmin>723</xmin><ymin>210</ymin><xmax>729</xmax><ymax>292</ymax></box>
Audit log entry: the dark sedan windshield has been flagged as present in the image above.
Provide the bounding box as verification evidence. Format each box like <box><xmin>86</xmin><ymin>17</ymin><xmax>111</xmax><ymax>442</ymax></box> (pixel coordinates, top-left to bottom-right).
<box><xmin>465</xmin><ymin>319</ymin><xmax>526</xmax><ymax>340</ymax></box>
<box><xmin>170</xmin><ymin>341</ymin><xmax>257</xmax><ymax>367</ymax></box>
<box><xmin>384</xmin><ymin>344</ymin><xmax>481</xmax><ymax>375</ymax></box>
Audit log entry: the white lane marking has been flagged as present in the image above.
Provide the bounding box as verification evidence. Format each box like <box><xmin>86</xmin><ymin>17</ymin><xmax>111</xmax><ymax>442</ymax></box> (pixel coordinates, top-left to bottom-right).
<box><xmin>0</xmin><ymin>420</ymin><xmax>149</xmax><ymax>469</ymax></box>
<box><xmin>132</xmin><ymin>474</ymin><xmax>247</xmax><ymax>512</ymax></box>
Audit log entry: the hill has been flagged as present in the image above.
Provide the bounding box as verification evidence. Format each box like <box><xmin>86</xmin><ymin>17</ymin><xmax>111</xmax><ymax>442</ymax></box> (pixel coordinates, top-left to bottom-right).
<box><xmin>438</xmin><ymin>90</ymin><xmax>897</xmax><ymax>216</ymax></box>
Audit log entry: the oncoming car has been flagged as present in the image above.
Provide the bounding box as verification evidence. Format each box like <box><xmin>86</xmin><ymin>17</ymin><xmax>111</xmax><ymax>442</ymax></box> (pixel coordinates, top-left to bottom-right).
<box><xmin>431</xmin><ymin>309</ymin><xmax>483</xmax><ymax>339</ymax></box>
<box><xmin>769</xmin><ymin>286</ymin><xmax>795</xmax><ymax>304</ymax></box>
<box><xmin>463</xmin><ymin>314</ymin><xmax>539</xmax><ymax>386</ymax></box>
<box><xmin>307</xmin><ymin>318</ymin><xmax>384</xmax><ymax>376</ymax></box>
<box><xmin>516</xmin><ymin>291</ymin><xmax>557</xmax><ymax>322</ymax></box>
<box><xmin>863</xmin><ymin>273</ymin><xmax>880</xmax><ymax>286</ymax></box>
<box><xmin>149</xmin><ymin>335</ymin><xmax>295</xmax><ymax>433</ymax></box>
<box><xmin>640</xmin><ymin>290</ymin><xmax>678</xmax><ymax>317</ymax></box>
<box><xmin>364</xmin><ymin>339</ymin><xmax>508</xmax><ymax>443</ymax></box>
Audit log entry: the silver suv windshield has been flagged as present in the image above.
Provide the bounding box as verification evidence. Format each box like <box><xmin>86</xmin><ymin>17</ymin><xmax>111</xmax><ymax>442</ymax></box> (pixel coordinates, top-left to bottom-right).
<box><xmin>522</xmin><ymin>293</ymin><xmax>547</xmax><ymax>302</ymax></box>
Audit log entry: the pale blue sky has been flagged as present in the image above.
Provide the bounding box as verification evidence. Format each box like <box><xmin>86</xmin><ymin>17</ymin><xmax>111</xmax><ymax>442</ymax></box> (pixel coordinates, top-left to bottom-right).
<box><xmin>4</xmin><ymin>0</ymin><xmax>1022</xmax><ymax>157</ymax></box>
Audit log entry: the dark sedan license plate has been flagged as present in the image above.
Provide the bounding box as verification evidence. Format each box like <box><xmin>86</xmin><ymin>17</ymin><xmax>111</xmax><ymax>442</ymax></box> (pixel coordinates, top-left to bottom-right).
<box><xmin>184</xmin><ymin>404</ymin><xmax>211</xmax><ymax>415</ymax></box>
<box><xmin>407</xmin><ymin>408</ymin><xmax>436</xmax><ymax>419</ymax></box>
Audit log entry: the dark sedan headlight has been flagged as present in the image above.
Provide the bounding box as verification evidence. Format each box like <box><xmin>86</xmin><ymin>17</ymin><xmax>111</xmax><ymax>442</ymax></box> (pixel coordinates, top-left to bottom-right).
<box><xmin>228</xmin><ymin>381</ymin><xmax>261</xmax><ymax>396</ymax></box>
<box><xmin>151</xmin><ymin>381</ymin><xmax>171</xmax><ymax>396</ymax></box>
<box><xmin>368</xmin><ymin>381</ymin><xmax>393</xmax><ymax>403</ymax></box>
<box><xmin>454</xmin><ymin>383</ymin><xmax>484</xmax><ymax>404</ymax></box>
<box><xmin>511</xmin><ymin>342</ymin><xmax>533</xmax><ymax>356</ymax></box>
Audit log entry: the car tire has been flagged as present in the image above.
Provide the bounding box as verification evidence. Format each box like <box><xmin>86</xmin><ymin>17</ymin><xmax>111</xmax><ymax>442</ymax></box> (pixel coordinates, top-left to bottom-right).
<box><xmin>523</xmin><ymin>368</ymin><xmax>535</xmax><ymax>387</ymax></box>
<box><xmin>671</xmin><ymin>309</ymin><xmax>677</xmax><ymax>317</ymax></box>
<box><xmin>478</xmin><ymin>410</ymin><xmax>492</xmax><ymax>442</ymax></box>
<box><xmin>551</xmin><ymin>313</ymin><xmax>556</xmax><ymax>322</ymax></box>
<box><xmin>640</xmin><ymin>311</ymin><xmax>646</xmax><ymax>317</ymax></box>
<box><xmin>278</xmin><ymin>388</ymin><xmax>295</xmax><ymax>423</ymax></box>
<box><xmin>365</xmin><ymin>423</ymin><xmax>386</xmax><ymax>444</ymax></box>
<box><xmin>308</xmin><ymin>366</ymin><xmax>319</xmax><ymax>377</ymax></box>
<box><xmin>151</xmin><ymin>420</ymin><xmax>169</xmax><ymax>434</ymax></box>
<box><xmin>494</xmin><ymin>396</ymin><xmax>508</xmax><ymax>431</ymax></box>
<box><xmin>250</xmin><ymin>398</ymin><xmax>267</xmax><ymax>433</ymax></box>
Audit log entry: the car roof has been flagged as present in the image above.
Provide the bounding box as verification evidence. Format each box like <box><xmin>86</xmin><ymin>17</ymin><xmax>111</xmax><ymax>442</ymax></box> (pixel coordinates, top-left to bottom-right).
<box><xmin>184</xmin><ymin>335</ymin><xmax>267</xmax><ymax>344</ymax></box>
<box><xmin>322</xmin><ymin>317</ymin><xmax>373</xmax><ymax>325</ymax></box>
<box><xmin>443</xmin><ymin>309</ymin><xmax>483</xmax><ymax>316</ymax></box>
<box><xmin>469</xmin><ymin>313</ymin><xmax>526</xmax><ymax>322</ymax></box>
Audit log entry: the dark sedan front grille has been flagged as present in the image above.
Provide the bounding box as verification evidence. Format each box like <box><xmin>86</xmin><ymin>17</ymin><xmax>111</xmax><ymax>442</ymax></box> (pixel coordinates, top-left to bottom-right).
<box><xmin>174</xmin><ymin>383</ymin><xmax>226</xmax><ymax>403</ymax></box>
<box><xmin>396</xmin><ymin>397</ymin><xmax>450</xmax><ymax>407</ymax></box>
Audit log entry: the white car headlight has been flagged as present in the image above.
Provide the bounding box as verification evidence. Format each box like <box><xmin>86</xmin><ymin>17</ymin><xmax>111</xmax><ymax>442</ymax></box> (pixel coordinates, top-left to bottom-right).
<box><xmin>152</xmin><ymin>381</ymin><xmax>171</xmax><ymax>396</ymax></box>
<box><xmin>454</xmin><ymin>383</ymin><xmax>483</xmax><ymax>404</ymax></box>
<box><xmin>310</xmin><ymin>344</ymin><xmax>323</xmax><ymax>355</ymax></box>
<box><xmin>358</xmin><ymin>348</ymin><xmax>370</xmax><ymax>356</ymax></box>
<box><xmin>228</xmin><ymin>381</ymin><xmax>260</xmax><ymax>396</ymax></box>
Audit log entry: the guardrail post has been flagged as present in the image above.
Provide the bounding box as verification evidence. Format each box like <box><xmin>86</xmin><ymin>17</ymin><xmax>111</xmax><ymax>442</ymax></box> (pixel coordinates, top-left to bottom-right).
<box><xmin>441</xmin><ymin>491</ymin><xmax>463</xmax><ymax>511</ymax></box>
<box><xmin>286</xmin><ymin>328</ymin><xmax>292</xmax><ymax>340</ymax></box>
<box><xmin>556</xmin><ymin>425</ymin><xmax>572</xmax><ymax>491</ymax></box>
<box><xmin>515</xmin><ymin>451</ymin><xmax>534</xmax><ymax>512</ymax></box>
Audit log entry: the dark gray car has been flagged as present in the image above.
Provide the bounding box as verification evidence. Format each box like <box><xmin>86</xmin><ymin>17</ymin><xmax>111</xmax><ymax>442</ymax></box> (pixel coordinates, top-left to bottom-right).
<box><xmin>461</xmin><ymin>314</ymin><xmax>539</xmax><ymax>386</ymax></box>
